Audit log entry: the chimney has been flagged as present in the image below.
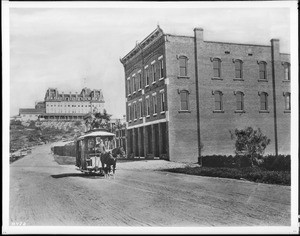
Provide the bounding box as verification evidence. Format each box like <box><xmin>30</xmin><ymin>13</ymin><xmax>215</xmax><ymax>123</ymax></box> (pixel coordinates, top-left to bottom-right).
<box><xmin>271</xmin><ymin>39</ymin><xmax>280</xmax><ymax>61</ymax></box>
<box><xmin>194</xmin><ymin>27</ymin><xmax>204</xmax><ymax>42</ymax></box>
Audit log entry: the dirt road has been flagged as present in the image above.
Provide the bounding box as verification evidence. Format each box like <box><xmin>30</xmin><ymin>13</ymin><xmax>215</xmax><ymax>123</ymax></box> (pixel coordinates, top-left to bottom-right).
<box><xmin>9</xmin><ymin>143</ymin><xmax>290</xmax><ymax>226</ymax></box>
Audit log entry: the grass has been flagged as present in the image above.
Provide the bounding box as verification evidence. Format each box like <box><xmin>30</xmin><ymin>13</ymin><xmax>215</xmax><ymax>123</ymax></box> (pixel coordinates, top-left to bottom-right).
<box><xmin>161</xmin><ymin>166</ymin><xmax>290</xmax><ymax>186</ymax></box>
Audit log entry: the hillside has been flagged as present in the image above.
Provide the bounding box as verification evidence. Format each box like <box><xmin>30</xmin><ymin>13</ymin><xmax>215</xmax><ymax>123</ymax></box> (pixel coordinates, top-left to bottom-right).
<box><xmin>10</xmin><ymin>120</ymin><xmax>85</xmax><ymax>155</ymax></box>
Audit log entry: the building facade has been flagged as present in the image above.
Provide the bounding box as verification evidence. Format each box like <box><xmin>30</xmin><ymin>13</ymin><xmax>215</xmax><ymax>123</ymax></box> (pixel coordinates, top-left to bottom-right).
<box><xmin>40</xmin><ymin>87</ymin><xmax>105</xmax><ymax>120</ymax></box>
<box><xmin>120</xmin><ymin>26</ymin><xmax>290</xmax><ymax>163</ymax></box>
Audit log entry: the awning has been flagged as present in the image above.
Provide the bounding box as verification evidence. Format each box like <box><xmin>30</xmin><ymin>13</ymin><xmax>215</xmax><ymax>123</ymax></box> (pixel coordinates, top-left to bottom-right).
<box><xmin>77</xmin><ymin>130</ymin><xmax>115</xmax><ymax>140</ymax></box>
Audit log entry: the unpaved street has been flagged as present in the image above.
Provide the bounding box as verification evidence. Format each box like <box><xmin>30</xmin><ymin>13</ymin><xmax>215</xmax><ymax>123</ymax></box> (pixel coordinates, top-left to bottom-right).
<box><xmin>9</xmin><ymin>143</ymin><xmax>290</xmax><ymax>226</ymax></box>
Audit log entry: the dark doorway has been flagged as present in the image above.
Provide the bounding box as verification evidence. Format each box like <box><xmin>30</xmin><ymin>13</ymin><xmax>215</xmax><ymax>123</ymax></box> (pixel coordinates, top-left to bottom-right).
<box><xmin>154</xmin><ymin>124</ymin><xmax>159</xmax><ymax>157</ymax></box>
<box><xmin>147</xmin><ymin>125</ymin><xmax>152</xmax><ymax>154</ymax></box>
<box><xmin>140</xmin><ymin>127</ymin><xmax>144</xmax><ymax>157</ymax></box>
<box><xmin>161</xmin><ymin>122</ymin><xmax>167</xmax><ymax>154</ymax></box>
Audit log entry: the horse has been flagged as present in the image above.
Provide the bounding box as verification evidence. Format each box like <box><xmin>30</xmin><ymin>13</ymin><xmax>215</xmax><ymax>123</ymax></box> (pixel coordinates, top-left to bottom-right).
<box><xmin>100</xmin><ymin>151</ymin><xmax>117</xmax><ymax>178</ymax></box>
<box><xmin>111</xmin><ymin>146</ymin><xmax>125</xmax><ymax>158</ymax></box>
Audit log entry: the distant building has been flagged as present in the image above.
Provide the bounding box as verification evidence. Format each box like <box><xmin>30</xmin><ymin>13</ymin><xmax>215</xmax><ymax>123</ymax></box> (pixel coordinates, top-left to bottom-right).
<box><xmin>39</xmin><ymin>87</ymin><xmax>105</xmax><ymax>120</ymax></box>
<box><xmin>17</xmin><ymin>87</ymin><xmax>105</xmax><ymax>121</ymax></box>
<box><xmin>19</xmin><ymin>108</ymin><xmax>45</xmax><ymax>121</ymax></box>
<box><xmin>120</xmin><ymin>26</ymin><xmax>290</xmax><ymax>162</ymax></box>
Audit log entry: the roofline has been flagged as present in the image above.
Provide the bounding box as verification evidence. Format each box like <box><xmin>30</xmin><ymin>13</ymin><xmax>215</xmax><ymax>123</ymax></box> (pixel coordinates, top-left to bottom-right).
<box><xmin>121</xmin><ymin>26</ymin><xmax>164</xmax><ymax>63</ymax></box>
<box><xmin>204</xmin><ymin>40</ymin><xmax>271</xmax><ymax>48</ymax></box>
<box><xmin>165</xmin><ymin>33</ymin><xmax>193</xmax><ymax>39</ymax></box>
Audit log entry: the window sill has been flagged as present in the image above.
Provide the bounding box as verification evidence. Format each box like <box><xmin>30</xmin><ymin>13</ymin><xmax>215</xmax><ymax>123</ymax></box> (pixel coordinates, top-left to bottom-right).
<box><xmin>234</xmin><ymin>110</ymin><xmax>245</xmax><ymax>113</ymax></box>
<box><xmin>129</xmin><ymin>120</ymin><xmax>132</xmax><ymax>123</ymax></box>
<box><xmin>284</xmin><ymin>110</ymin><xmax>291</xmax><ymax>113</ymax></box>
<box><xmin>153</xmin><ymin>113</ymin><xmax>157</xmax><ymax>116</ymax></box>
<box><xmin>133</xmin><ymin>92</ymin><xmax>136</xmax><ymax>94</ymax></box>
<box><xmin>213</xmin><ymin>110</ymin><xmax>224</xmax><ymax>113</ymax></box>
<box><xmin>177</xmin><ymin>76</ymin><xmax>190</xmax><ymax>79</ymax></box>
<box><xmin>233</xmin><ymin>78</ymin><xmax>244</xmax><ymax>81</ymax></box>
<box><xmin>159</xmin><ymin>77</ymin><xmax>164</xmax><ymax>81</ymax></box>
<box><xmin>152</xmin><ymin>81</ymin><xmax>156</xmax><ymax>85</ymax></box>
<box><xmin>211</xmin><ymin>77</ymin><xmax>223</xmax><ymax>81</ymax></box>
<box><xmin>145</xmin><ymin>85</ymin><xmax>149</xmax><ymax>88</ymax></box>
<box><xmin>259</xmin><ymin>110</ymin><xmax>270</xmax><ymax>113</ymax></box>
<box><xmin>258</xmin><ymin>79</ymin><xmax>268</xmax><ymax>82</ymax></box>
<box><xmin>134</xmin><ymin>119</ymin><xmax>137</xmax><ymax>121</ymax></box>
<box><xmin>160</xmin><ymin>111</ymin><xmax>166</xmax><ymax>114</ymax></box>
<box><xmin>138</xmin><ymin>89</ymin><xmax>142</xmax><ymax>92</ymax></box>
<box><xmin>146</xmin><ymin>115</ymin><xmax>150</xmax><ymax>118</ymax></box>
<box><xmin>282</xmin><ymin>80</ymin><xmax>290</xmax><ymax>83</ymax></box>
<box><xmin>178</xmin><ymin>110</ymin><xmax>191</xmax><ymax>113</ymax></box>
<box><xmin>139</xmin><ymin>117</ymin><xmax>143</xmax><ymax>120</ymax></box>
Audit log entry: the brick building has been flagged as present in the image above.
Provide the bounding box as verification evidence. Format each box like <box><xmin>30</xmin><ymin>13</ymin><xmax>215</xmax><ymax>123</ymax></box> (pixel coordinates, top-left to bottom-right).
<box><xmin>120</xmin><ymin>26</ymin><xmax>290</xmax><ymax>163</ymax></box>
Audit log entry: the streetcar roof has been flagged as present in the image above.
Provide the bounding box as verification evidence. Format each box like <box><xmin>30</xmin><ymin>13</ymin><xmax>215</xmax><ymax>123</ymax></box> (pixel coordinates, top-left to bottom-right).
<box><xmin>77</xmin><ymin>130</ymin><xmax>115</xmax><ymax>140</ymax></box>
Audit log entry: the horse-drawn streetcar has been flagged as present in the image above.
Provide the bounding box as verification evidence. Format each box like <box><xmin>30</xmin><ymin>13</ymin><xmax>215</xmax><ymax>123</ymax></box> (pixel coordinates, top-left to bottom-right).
<box><xmin>75</xmin><ymin>129</ymin><xmax>122</xmax><ymax>176</ymax></box>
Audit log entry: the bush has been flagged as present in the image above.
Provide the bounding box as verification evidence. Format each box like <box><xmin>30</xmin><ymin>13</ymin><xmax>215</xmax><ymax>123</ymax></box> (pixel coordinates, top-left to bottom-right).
<box><xmin>260</xmin><ymin>155</ymin><xmax>290</xmax><ymax>171</ymax></box>
<box><xmin>162</xmin><ymin>166</ymin><xmax>290</xmax><ymax>185</ymax></box>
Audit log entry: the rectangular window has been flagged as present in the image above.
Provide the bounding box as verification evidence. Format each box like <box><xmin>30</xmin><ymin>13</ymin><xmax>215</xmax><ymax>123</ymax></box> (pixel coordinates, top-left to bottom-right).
<box><xmin>139</xmin><ymin>101</ymin><xmax>143</xmax><ymax>117</ymax></box>
<box><xmin>127</xmin><ymin>80</ymin><xmax>131</xmax><ymax>94</ymax></box>
<box><xmin>285</xmin><ymin>93</ymin><xmax>291</xmax><ymax>110</ymax></box>
<box><xmin>284</xmin><ymin>63</ymin><xmax>290</xmax><ymax>81</ymax></box>
<box><xmin>213</xmin><ymin>59</ymin><xmax>221</xmax><ymax>78</ymax></box>
<box><xmin>179</xmin><ymin>57</ymin><xmax>187</xmax><ymax>76</ymax></box>
<box><xmin>133</xmin><ymin>103</ymin><xmax>137</xmax><ymax>120</ymax></box>
<box><xmin>180</xmin><ymin>91</ymin><xmax>189</xmax><ymax>110</ymax></box>
<box><xmin>153</xmin><ymin>95</ymin><xmax>157</xmax><ymax>114</ymax></box>
<box><xmin>235</xmin><ymin>60</ymin><xmax>242</xmax><ymax>79</ymax></box>
<box><xmin>236</xmin><ymin>92</ymin><xmax>244</xmax><ymax>110</ymax></box>
<box><xmin>145</xmin><ymin>68</ymin><xmax>149</xmax><ymax>86</ymax></box>
<box><xmin>161</xmin><ymin>92</ymin><xmax>165</xmax><ymax>112</ymax></box>
<box><xmin>138</xmin><ymin>73</ymin><xmax>142</xmax><ymax>90</ymax></box>
<box><xmin>132</xmin><ymin>76</ymin><xmax>136</xmax><ymax>92</ymax></box>
<box><xmin>146</xmin><ymin>98</ymin><xmax>150</xmax><ymax>116</ymax></box>
<box><xmin>259</xmin><ymin>62</ymin><xmax>266</xmax><ymax>80</ymax></box>
<box><xmin>128</xmin><ymin>105</ymin><xmax>131</xmax><ymax>121</ymax></box>
<box><xmin>152</xmin><ymin>64</ymin><xmax>156</xmax><ymax>83</ymax></box>
<box><xmin>159</xmin><ymin>60</ymin><xmax>164</xmax><ymax>79</ymax></box>
<box><xmin>214</xmin><ymin>92</ymin><xmax>222</xmax><ymax>111</ymax></box>
<box><xmin>260</xmin><ymin>93</ymin><xmax>268</xmax><ymax>110</ymax></box>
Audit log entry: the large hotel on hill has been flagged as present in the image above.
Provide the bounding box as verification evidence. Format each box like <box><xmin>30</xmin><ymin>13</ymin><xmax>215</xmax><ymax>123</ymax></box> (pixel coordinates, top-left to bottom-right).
<box><xmin>120</xmin><ymin>26</ymin><xmax>290</xmax><ymax>162</ymax></box>
<box><xmin>19</xmin><ymin>87</ymin><xmax>105</xmax><ymax>121</ymax></box>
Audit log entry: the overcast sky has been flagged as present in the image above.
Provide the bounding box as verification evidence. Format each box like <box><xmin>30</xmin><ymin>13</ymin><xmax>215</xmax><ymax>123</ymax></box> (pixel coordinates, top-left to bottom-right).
<box><xmin>8</xmin><ymin>2</ymin><xmax>293</xmax><ymax>118</ymax></box>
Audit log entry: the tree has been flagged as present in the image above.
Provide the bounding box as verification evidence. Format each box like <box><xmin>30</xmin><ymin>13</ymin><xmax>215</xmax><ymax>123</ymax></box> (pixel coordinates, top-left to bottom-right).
<box><xmin>230</xmin><ymin>127</ymin><xmax>271</xmax><ymax>167</ymax></box>
<box><xmin>86</xmin><ymin>109</ymin><xmax>112</xmax><ymax>131</ymax></box>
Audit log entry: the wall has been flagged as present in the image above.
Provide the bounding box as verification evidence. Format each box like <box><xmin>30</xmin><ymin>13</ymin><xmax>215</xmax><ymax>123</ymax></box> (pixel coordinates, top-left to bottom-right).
<box><xmin>165</xmin><ymin>35</ymin><xmax>199</xmax><ymax>162</ymax></box>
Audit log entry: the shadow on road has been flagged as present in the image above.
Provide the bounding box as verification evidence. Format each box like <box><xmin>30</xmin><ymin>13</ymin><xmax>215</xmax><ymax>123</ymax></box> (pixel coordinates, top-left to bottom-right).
<box><xmin>51</xmin><ymin>173</ymin><xmax>104</xmax><ymax>179</ymax></box>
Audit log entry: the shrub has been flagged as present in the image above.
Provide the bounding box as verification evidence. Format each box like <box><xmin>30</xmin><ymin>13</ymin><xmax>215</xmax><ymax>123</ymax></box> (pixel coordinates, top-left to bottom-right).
<box><xmin>230</xmin><ymin>127</ymin><xmax>270</xmax><ymax>167</ymax></box>
<box><xmin>261</xmin><ymin>155</ymin><xmax>290</xmax><ymax>171</ymax></box>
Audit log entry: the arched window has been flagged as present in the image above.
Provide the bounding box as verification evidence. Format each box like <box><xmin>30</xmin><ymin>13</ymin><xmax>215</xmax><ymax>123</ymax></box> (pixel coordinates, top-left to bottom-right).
<box><xmin>283</xmin><ymin>62</ymin><xmax>290</xmax><ymax>81</ymax></box>
<box><xmin>179</xmin><ymin>56</ymin><xmax>188</xmax><ymax>76</ymax></box>
<box><xmin>259</xmin><ymin>61</ymin><xmax>267</xmax><ymax>80</ymax></box>
<box><xmin>235</xmin><ymin>60</ymin><xmax>243</xmax><ymax>79</ymax></box>
<box><xmin>235</xmin><ymin>91</ymin><xmax>244</xmax><ymax>110</ymax></box>
<box><xmin>180</xmin><ymin>90</ymin><xmax>189</xmax><ymax>110</ymax></box>
<box><xmin>214</xmin><ymin>91</ymin><xmax>223</xmax><ymax>111</ymax></box>
<box><xmin>259</xmin><ymin>92</ymin><xmax>268</xmax><ymax>111</ymax></box>
<box><xmin>213</xmin><ymin>58</ymin><xmax>221</xmax><ymax>78</ymax></box>
<box><xmin>284</xmin><ymin>92</ymin><xmax>291</xmax><ymax>110</ymax></box>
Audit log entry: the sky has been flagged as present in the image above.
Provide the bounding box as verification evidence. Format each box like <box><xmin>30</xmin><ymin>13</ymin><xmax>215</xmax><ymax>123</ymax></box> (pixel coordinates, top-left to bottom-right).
<box><xmin>7</xmin><ymin>2</ymin><xmax>293</xmax><ymax>118</ymax></box>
